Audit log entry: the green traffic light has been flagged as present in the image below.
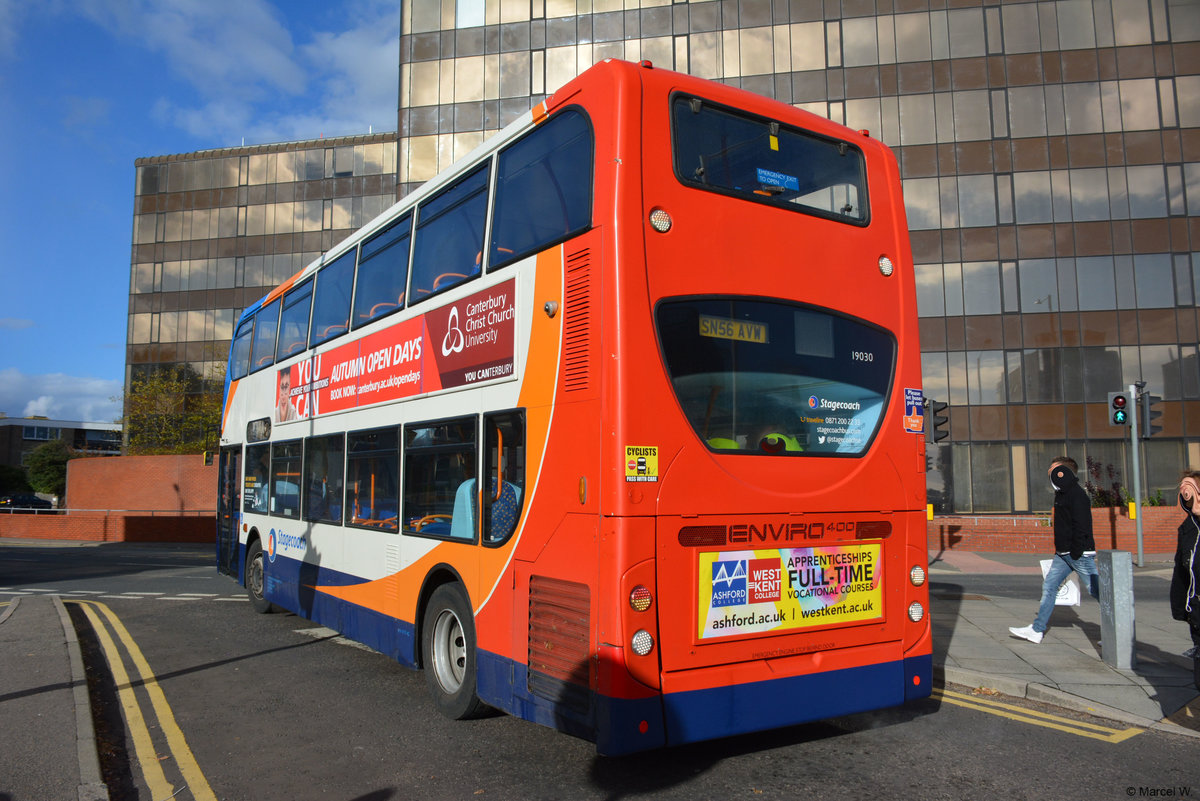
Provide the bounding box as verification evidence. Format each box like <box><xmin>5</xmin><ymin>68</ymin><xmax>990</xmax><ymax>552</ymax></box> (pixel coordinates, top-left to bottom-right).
<box><xmin>1113</xmin><ymin>410</ymin><xmax>1127</xmax><ymax>424</ymax></box>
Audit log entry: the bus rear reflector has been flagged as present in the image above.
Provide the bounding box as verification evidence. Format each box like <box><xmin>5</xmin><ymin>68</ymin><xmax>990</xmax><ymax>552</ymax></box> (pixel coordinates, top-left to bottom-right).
<box><xmin>678</xmin><ymin>525</ymin><xmax>726</xmax><ymax>547</ymax></box>
<box><xmin>855</xmin><ymin>520</ymin><xmax>892</xmax><ymax>539</ymax></box>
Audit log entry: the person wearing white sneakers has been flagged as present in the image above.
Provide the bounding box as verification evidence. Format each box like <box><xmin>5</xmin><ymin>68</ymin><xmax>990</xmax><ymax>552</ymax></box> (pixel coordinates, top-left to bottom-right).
<box><xmin>1009</xmin><ymin>456</ymin><xmax>1100</xmax><ymax>644</ymax></box>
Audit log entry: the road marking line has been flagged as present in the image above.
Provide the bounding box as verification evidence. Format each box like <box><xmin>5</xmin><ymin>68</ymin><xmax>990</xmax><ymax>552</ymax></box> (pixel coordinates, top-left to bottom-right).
<box><xmin>74</xmin><ymin>602</ymin><xmax>175</xmax><ymax>800</ymax></box>
<box><xmin>932</xmin><ymin>687</ymin><xmax>1143</xmax><ymax>743</ymax></box>
<box><xmin>71</xmin><ymin>601</ymin><xmax>218</xmax><ymax>801</ymax></box>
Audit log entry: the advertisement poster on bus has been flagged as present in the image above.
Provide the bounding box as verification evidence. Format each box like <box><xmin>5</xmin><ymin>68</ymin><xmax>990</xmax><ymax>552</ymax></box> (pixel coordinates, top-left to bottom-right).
<box><xmin>697</xmin><ymin>543</ymin><xmax>882</xmax><ymax>639</ymax></box>
<box><xmin>275</xmin><ymin>279</ymin><xmax>516</xmax><ymax>422</ymax></box>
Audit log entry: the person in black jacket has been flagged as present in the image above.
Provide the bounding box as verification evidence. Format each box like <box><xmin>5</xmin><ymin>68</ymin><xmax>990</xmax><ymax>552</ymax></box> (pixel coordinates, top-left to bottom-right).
<box><xmin>1009</xmin><ymin>456</ymin><xmax>1100</xmax><ymax>644</ymax></box>
<box><xmin>1169</xmin><ymin>471</ymin><xmax>1200</xmax><ymax>689</ymax></box>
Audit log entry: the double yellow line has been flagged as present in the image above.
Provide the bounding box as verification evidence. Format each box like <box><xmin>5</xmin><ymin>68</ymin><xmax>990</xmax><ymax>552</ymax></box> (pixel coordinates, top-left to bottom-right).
<box><xmin>933</xmin><ymin>686</ymin><xmax>1144</xmax><ymax>743</ymax></box>
<box><xmin>68</xmin><ymin>600</ymin><xmax>216</xmax><ymax>801</ymax></box>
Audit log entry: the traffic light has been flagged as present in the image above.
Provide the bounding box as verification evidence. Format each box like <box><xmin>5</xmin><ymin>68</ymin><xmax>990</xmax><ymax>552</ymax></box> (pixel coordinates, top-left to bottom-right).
<box><xmin>927</xmin><ymin>399</ymin><xmax>949</xmax><ymax>442</ymax></box>
<box><xmin>1140</xmin><ymin>393</ymin><xmax>1162</xmax><ymax>438</ymax></box>
<box><xmin>1107</xmin><ymin>391</ymin><xmax>1130</xmax><ymax>427</ymax></box>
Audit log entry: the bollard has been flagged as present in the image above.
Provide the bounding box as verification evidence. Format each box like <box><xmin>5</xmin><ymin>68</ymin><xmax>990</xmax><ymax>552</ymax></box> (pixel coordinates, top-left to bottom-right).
<box><xmin>1097</xmin><ymin>551</ymin><xmax>1136</xmax><ymax>669</ymax></box>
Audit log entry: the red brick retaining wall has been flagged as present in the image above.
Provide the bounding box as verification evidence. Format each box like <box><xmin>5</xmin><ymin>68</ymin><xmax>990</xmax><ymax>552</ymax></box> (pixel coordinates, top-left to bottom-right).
<box><xmin>928</xmin><ymin>506</ymin><xmax>1180</xmax><ymax>555</ymax></box>
<box><xmin>0</xmin><ymin>454</ymin><xmax>216</xmax><ymax>543</ymax></box>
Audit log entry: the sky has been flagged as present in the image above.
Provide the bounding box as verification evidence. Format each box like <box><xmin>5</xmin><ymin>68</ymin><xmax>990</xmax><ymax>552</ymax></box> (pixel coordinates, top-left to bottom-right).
<box><xmin>0</xmin><ymin>0</ymin><xmax>401</xmax><ymax>424</ymax></box>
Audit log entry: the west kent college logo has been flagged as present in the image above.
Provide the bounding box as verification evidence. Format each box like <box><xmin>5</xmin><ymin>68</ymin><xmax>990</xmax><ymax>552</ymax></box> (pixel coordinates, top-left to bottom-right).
<box><xmin>711</xmin><ymin>560</ymin><xmax>748</xmax><ymax>607</ymax></box>
<box><xmin>442</xmin><ymin>306</ymin><xmax>466</xmax><ymax>356</ymax></box>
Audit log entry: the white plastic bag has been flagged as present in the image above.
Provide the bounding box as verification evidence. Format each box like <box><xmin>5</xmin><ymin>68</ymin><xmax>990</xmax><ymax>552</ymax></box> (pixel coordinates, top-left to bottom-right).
<box><xmin>1040</xmin><ymin>559</ymin><xmax>1081</xmax><ymax>606</ymax></box>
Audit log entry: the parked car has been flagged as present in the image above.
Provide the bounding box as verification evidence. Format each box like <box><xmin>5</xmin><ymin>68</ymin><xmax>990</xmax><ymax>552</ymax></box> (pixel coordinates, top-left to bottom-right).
<box><xmin>0</xmin><ymin>494</ymin><xmax>53</xmax><ymax>513</ymax></box>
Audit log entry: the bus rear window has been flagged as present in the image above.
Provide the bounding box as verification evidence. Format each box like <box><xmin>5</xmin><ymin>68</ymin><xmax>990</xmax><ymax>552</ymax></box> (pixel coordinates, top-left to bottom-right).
<box><xmin>672</xmin><ymin>96</ymin><xmax>867</xmax><ymax>223</ymax></box>
<box><xmin>656</xmin><ymin>299</ymin><xmax>894</xmax><ymax>456</ymax></box>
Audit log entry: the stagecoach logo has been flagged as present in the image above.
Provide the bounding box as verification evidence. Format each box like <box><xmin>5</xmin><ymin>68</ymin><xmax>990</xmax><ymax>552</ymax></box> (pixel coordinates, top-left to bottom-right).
<box><xmin>266</xmin><ymin>527</ymin><xmax>307</xmax><ymax>563</ymax></box>
<box><xmin>710</xmin><ymin>560</ymin><xmax>747</xmax><ymax>607</ymax></box>
<box><xmin>441</xmin><ymin>306</ymin><xmax>466</xmax><ymax>356</ymax></box>
<box><xmin>808</xmin><ymin>395</ymin><xmax>819</xmax><ymax>409</ymax></box>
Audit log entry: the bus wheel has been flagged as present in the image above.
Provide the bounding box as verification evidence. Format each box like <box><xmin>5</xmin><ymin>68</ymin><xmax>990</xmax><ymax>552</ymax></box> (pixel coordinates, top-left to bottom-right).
<box><xmin>245</xmin><ymin>540</ymin><xmax>272</xmax><ymax>614</ymax></box>
<box><xmin>422</xmin><ymin>584</ymin><xmax>486</xmax><ymax>720</ymax></box>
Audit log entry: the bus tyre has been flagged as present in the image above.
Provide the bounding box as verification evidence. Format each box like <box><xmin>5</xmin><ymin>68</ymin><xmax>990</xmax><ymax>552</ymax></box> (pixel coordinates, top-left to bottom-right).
<box><xmin>245</xmin><ymin>540</ymin><xmax>272</xmax><ymax>614</ymax></box>
<box><xmin>422</xmin><ymin>583</ymin><xmax>486</xmax><ymax>720</ymax></box>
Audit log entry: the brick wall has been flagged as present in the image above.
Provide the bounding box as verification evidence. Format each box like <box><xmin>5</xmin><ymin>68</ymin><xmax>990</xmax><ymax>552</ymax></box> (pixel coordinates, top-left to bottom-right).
<box><xmin>68</xmin><ymin>453</ymin><xmax>216</xmax><ymax>512</ymax></box>
<box><xmin>928</xmin><ymin>506</ymin><xmax>1182</xmax><ymax>555</ymax></box>
<box><xmin>0</xmin><ymin>454</ymin><xmax>216</xmax><ymax>543</ymax></box>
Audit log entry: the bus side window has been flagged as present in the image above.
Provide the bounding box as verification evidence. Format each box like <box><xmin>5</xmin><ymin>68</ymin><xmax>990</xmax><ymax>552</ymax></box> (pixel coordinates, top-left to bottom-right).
<box><xmin>346</xmin><ymin>427</ymin><xmax>399</xmax><ymax>532</ymax></box>
<box><xmin>490</xmin><ymin>109</ymin><xmax>594</xmax><ymax>269</ymax></box>
<box><xmin>250</xmin><ymin>298</ymin><xmax>280</xmax><ymax>372</ymax></box>
<box><xmin>243</xmin><ymin>443</ymin><xmax>271</xmax><ymax>514</ymax></box>
<box><xmin>303</xmin><ymin>433</ymin><xmax>345</xmax><ymax>525</ymax></box>
<box><xmin>276</xmin><ymin>279</ymin><xmax>313</xmax><ymax>361</ymax></box>
<box><xmin>409</xmin><ymin>164</ymin><xmax>489</xmax><ymax>303</ymax></box>
<box><xmin>353</xmin><ymin>214</ymin><xmax>411</xmax><ymax>328</ymax></box>
<box><xmin>309</xmin><ymin>249</ymin><xmax>356</xmax><ymax>347</ymax></box>
<box><xmin>230</xmin><ymin>317</ymin><xmax>254</xmax><ymax>380</ymax></box>
<box><xmin>403</xmin><ymin>418</ymin><xmax>477</xmax><ymax>540</ymax></box>
<box><xmin>482</xmin><ymin>411</ymin><xmax>525</xmax><ymax>545</ymax></box>
<box><xmin>270</xmin><ymin>440</ymin><xmax>303</xmax><ymax>519</ymax></box>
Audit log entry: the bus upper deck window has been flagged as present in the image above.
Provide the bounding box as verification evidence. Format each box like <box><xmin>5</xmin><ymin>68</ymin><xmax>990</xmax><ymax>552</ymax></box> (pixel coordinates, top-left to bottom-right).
<box><xmin>276</xmin><ymin>279</ymin><xmax>313</xmax><ymax>361</ymax></box>
<box><xmin>354</xmin><ymin>214</ymin><xmax>411</xmax><ymax>328</ymax></box>
<box><xmin>310</xmin><ymin>249</ymin><xmax>356</xmax><ymax>347</ymax></box>
<box><xmin>250</xmin><ymin>299</ymin><xmax>280</xmax><ymax>373</ymax></box>
<box><xmin>490</xmin><ymin>109</ymin><xmax>593</xmax><ymax>269</ymax></box>
<box><xmin>410</xmin><ymin>164</ymin><xmax>489</xmax><ymax>303</ymax></box>
<box><xmin>230</xmin><ymin>317</ymin><xmax>254</xmax><ymax>380</ymax></box>
<box><xmin>672</xmin><ymin>96</ymin><xmax>867</xmax><ymax>224</ymax></box>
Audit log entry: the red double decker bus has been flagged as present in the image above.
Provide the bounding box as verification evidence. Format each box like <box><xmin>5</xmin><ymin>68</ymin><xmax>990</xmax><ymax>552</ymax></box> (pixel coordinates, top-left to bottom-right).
<box><xmin>217</xmin><ymin>58</ymin><xmax>930</xmax><ymax>754</ymax></box>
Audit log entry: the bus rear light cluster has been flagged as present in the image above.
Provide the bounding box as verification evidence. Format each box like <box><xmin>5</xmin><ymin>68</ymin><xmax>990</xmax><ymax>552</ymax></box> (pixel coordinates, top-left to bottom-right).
<box><xmin>649</xmin><ymin>208</ymin><xmax>672</xmax><ymax>233</ymax></box>
<box><xmin>907</xmin><ymin>601</ymin><xmax>925</xmax><ymax>623</ymax></box>
<box><xmin>910</xmin><ymin>564</ymin><xmax>926</xmax><ymax>586</ymax></box>
<box><xmin>629</xmin><ymin>585</ymin><xmax>653</xmax><ymax>612</ymax></box>
<box><xmin>631</xmin><ymin>629</ymin><xmax>654</xmax><ymax>656</ymax></box>
<box><xmin>878</xmin><ymin>255</ymin><xmax>895</xmax><ymax>276</ymax></box>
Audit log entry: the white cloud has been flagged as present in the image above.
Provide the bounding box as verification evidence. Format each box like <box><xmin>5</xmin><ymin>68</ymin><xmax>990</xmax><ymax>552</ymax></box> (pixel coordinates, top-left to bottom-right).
<box><xmin>0</xmin><ymin>368</ymin><xmax>122</xmax><ymax>424</ymax></box>
<box><xmin>78</xmin><ymin>0</ymin><xmax>304</xmax><ymax>99</ymax></box>
<box><xmin>75</xmin><ymin>0</ymin><xmax>398</xmax><ymax>145</ymax></box>
<box><xmin>0</xmin><ymin>318</ymin><xmax>34</xmax><ymax>330</ymax></box>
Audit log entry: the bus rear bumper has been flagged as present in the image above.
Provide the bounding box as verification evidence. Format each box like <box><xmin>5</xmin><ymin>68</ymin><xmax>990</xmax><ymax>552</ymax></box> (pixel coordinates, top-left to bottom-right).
<box><xmin>658</xmin><ymin>653</ymin><xmax>932</xmax><ymax>748</ymax></box>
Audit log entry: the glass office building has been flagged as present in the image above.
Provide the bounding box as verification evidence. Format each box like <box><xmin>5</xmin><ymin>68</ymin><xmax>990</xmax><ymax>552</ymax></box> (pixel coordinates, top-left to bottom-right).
<box><xmin>127</xmin><ymin>134</ymin><xmax>399</xmax><ymax>401</ymax></box>
<box><xmin>128</xmin><ymin>0</ymin><xmax>1200</xmax><ymax>514</ymax></box>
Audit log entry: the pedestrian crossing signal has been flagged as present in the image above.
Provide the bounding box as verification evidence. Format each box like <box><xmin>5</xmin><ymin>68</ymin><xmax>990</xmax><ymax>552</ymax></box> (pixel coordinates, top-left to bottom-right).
<box><xmin>1107</xmin><ymin>392</ymin><xmax>1130</xmax><ymax>427</ymax></box>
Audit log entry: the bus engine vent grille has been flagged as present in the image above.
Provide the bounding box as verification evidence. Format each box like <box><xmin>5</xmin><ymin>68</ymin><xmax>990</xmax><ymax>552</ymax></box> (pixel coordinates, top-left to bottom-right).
<box><xmin>528</xmin><ymin>574</ymin><xmax>592</xmax><ymax>713</ymax></box>
<box><xmin>563</xmin><ymin>249</ymin><xmax>591</xmax><ymax>391</ymax></box>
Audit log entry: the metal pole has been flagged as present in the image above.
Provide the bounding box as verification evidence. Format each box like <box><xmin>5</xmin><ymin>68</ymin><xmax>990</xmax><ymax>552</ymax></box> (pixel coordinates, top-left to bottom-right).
<box><xmin>1129</xmin><ymin>382</ymin><xmax>1143</xmax><ymax>567</ymax></box>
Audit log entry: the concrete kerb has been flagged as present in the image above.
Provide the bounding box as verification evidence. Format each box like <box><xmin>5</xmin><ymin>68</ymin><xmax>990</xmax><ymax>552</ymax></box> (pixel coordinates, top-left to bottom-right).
<box><xmin>939</xmin><ymin>665</ymin><xmax>1200</xmax><ymax>740</ymax></box>
<box><xmin>52</xmin><ymin>595</ymin><xmax>109</xmax><ymax>801</ymax></box>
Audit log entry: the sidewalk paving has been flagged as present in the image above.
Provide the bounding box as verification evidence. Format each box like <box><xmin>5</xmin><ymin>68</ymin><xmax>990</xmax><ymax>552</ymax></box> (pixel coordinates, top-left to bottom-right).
<box><xmin>930</xmin><ymin>549</ymin><xmax>1200</xmax><ymax>738</ymax></box>
<box><xmin>0</xmin><ymin>594</ymin><xmax>106</xmax><ymax>801</ymax></box>
<box><xmin>1</xmin><ymin>545</ymin><xmax>1198</xmax><ymax>801</ymax></box>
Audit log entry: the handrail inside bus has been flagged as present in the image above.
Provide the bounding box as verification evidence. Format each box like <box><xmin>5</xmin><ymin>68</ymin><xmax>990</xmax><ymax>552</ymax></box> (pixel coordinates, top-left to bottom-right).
<box><xmin>494</xmin><ymin>428</ymin><xmax>504</xmax><ymax>502</ymax></box>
